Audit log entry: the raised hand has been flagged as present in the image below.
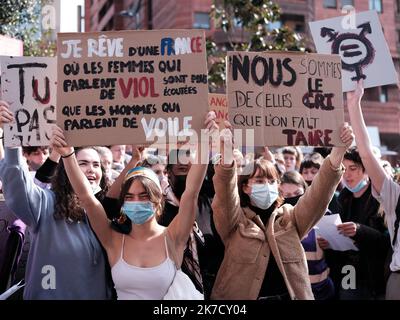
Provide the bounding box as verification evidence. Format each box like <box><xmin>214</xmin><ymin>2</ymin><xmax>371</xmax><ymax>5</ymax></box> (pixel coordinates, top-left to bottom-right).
<box><xmin>0</xmin><ymin>101</ymin><xmax>14</xmax><ymax>128</ymax></box>
<box><xmin>346</xmin><ymin>80</ymin><xmax>364</xmax><ymax>105</ymax></box>
<box><xmin>204</xmin><ymin>111</ymin><xmax>218</xmax><ymax>133</ymax></box>
<box><xmin>50</xmin><ymin>125</ymin><xmax>74</xmax><ymax>157</ymax></box>
<box><xmin>220</xmin><ymin>120</ymin><xmax>234</xmax><ymax>167</ymax></box>
<box><xmin>131</xmin><ymin>145</ymin><xmax>145</xmax><ymax>163</ymax></box>
<box><xmin>340</xmin><ymin>122</ymin><xmax>354</xmax><ymax>149</ymax></box>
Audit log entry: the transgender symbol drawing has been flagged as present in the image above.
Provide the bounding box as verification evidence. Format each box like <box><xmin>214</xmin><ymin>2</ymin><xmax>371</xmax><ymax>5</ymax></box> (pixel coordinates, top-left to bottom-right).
<box><xmin>320</xmin><ymin>22</ymin><xmax>375</xmax><ymax>81</ymax></box>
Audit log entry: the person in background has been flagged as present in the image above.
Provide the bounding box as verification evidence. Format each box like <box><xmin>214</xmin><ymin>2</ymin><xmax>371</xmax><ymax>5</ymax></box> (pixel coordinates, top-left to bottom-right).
<box><xmin>34</xmin><ymin>148</ymin><xmax>61</xmax><ymax>189</ymax></box>
<box><xmin>347</xmin><ymin>80</ymin><xmax>400</xmax><ymax>300</ymax></box>
<box><xmin>280</xmin><ymin>171</ymin><xmax>335</xmax><ymax>300</ymax></box>
<box><xmin>140</xmin><ymin>155</ymin><xmax>167</xmax><ymax>182</ymax></box>
<box><xmin>300</xmin><ymin>152</ymin><xmax>340</xmax><ymax>214</ymax></box>
<box><xmin>211</xmin><ymin>120</ymin><xmax>352</xmax><ymax>300</ymax></box>
<box><xmin>22</xmin><ymin>146</ymin><xmax>49</xmax><ymax>172</ymax></box>
<box><xmin>110</xmin><ymin>145</ymin><xmax>132</xmax><ymax>172</ymax></box>
<box><xmin>94</xmin><ymin>146</ymin><xmax>119</xmax><ymax>183</ymax></box>
<box><xmin>319</xmin><ymin>146</ymin><xmax>390</xmax><ymax>300</ymax></box>
<box><xmin>281</xmin><ymin>147</ymin><xmax>302</xmax><ymax>172</ymax></box>
<box><xmin>300</xmin><ymin>152</ymin><xmax>324</xmax><ymax>186</ymax></box>
<box><xmin>0</xmin><ymin>100</ymin><xmax>113</xmax><ymax>300</ymax></box>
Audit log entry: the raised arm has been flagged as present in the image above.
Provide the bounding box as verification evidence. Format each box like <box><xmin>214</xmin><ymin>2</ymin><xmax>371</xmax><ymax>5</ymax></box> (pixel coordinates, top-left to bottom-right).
<box><xmin>211</xmin><ymin>121</ymin><xmax>242</xmax><ymax>242</ymax></box>
<box><xmin>168</xmin><ymin>112</ymin><xmax>216</xmax><ymax>250</ymax></box>
<box><xmin>106</xmin><ymin>146</ymin><xmax>143</xmax><ymax>199</ymax></box>
<box><xmin>346</xmin><ymin>81</ymin><xmax>387</xmax><ymax>194</ymax></box>
<box><xmin>292</xmin><ymin>124</ymin><xmax>352</xmax><ymax>238</ymax></box>
<box><xmin>50</xmin><ymin>126</ymin><xmax>113</xmax><ymax>249</ymax></box>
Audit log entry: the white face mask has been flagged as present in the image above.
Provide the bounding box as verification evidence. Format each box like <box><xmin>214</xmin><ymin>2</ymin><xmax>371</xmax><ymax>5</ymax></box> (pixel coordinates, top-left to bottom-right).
<box><xmin>250</xmin><ymin>183</ymin><xmax>279</xmax><ymax>210</ymax></box>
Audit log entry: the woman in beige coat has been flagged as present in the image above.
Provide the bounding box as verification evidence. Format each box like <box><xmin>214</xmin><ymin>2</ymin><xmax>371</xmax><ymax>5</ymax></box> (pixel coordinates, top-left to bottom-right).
<box><xmin>211</xmin><ymin>123</ymin><xmax>353</xmax><ymax>300</ymax></box>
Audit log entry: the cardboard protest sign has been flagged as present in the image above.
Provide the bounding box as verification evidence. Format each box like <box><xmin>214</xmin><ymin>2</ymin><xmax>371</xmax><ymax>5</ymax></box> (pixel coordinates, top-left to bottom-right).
<box><xmin>309</xmin><ymin>10</ymin><xmax>398</xmax><ymax>92</ymax></box>
<box><xmin>227</xmin><ymin>51</ymin><xmax>344</xmax><ymax>147</ymax></box>
<box><xmin>208</xmin><ymin>93</ymin><xmax>227</xmax><ymax>128</ymax></box>
<box><xmin>0</xmin><ymin>56</ymin><xmax>57</xmax><ymax>146</ymax></box>
<box><xmin>57</xmin><ymin>30</ymin><xmax>208</xmax><ymax>147</ymax></box>
<box><xmin>0</xmin><ymin>36</ymin><xmax>23</xmax><ymax>56</ymax></box>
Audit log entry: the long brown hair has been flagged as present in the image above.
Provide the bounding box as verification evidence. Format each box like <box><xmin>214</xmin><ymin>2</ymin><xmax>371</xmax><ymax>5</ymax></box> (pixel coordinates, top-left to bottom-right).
<box><xmin>238</xmin><ymin>158</ymin><xmax>283</xmax><ymax>208</ymax></box>
<box><xmin>52</xmin><ymin>147</ymin><xmax>109</xmax><ymax>222</ymax></box>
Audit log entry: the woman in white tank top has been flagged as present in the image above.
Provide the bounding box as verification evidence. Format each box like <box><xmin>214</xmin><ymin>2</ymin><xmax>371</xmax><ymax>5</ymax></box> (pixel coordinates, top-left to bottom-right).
<box><xmin>50</xmin><ymin>112</ymin><xmax>217</xmax><ymax>299</ymax></box>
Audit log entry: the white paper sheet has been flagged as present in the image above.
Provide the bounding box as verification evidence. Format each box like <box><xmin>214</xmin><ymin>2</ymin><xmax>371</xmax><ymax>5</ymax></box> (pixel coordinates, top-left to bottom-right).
<box><xmin>0</xmin><ymin>280</ymin><xmax>25</xmax><ymax>300</ymax></box>
<box><xmin>315</xmin><ymin>214</ymin><xmax>359</xmax><ymax>251</ymax></box>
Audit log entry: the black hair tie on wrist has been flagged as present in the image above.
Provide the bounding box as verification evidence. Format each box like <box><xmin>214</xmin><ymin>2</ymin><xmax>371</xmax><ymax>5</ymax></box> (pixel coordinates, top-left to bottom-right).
<box><xmin>61</xmin><ymin>150</ymin><xmax>75</xmax><ymax>158</ymax></box>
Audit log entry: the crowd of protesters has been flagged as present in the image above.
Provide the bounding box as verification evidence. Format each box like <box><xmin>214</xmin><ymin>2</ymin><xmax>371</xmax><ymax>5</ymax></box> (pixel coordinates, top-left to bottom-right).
<box><xmin>0</xmin><ymin>80</ymin><xmax>399</xmax><ymax>300</ymax></box>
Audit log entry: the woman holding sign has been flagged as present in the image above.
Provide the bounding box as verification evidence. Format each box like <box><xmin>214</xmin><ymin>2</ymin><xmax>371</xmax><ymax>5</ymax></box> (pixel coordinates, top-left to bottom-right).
<box><xmin>0</xmin><ymin>101</ymin><xmax>113</xmax><ymax>299</ymax></box>
<box><xmin>49</xmin><ymin>112</ymin><xmax>216</xmax><ymax>300</ymax></box>
<box><xmin>347</xmin><ymin>81</ymin><xmax>400</xmax><ymax>300</ymax></box>
<box><xmin>210</xmin><ymin>121</ymin><xmax>353</xmax><ymax>300</ymax></box>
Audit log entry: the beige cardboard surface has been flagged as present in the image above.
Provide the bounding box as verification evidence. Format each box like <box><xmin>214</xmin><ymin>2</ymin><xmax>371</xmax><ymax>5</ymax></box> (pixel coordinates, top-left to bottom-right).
<box><xmin>57</xmin><ymin>30</ymin><xmax>208</xmax><ymax>147</ymax></box>
<box><xmin>0</xmin><ymin>36</ymin><xmax>23</xmax><ymax>56</ymax></box>
<box><xmin>0</xmin><ymin>56</ymin><xmax>57</xmax><ymax>146</ymax></box>
<box><xmin>227</xmin><ymin>51</ymin><xmax>344</xmax><ymax>147</ymax></box>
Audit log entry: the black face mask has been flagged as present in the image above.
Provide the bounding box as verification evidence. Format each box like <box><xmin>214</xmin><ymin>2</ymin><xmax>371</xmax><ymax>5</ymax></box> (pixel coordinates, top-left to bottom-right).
<box><xmin>171</xmin><ymin>175</ymin><xmax>187</xmax><ymax>199</ymax></box>
<box><xmin>200</xmin><ymin>174</ymin><xmax>215</xmax><ymax>197</ymax></box>
<box><xmin>284</xmin><ymin>195</ymin><xmax>302</xmax><ymax>206</ymax></box>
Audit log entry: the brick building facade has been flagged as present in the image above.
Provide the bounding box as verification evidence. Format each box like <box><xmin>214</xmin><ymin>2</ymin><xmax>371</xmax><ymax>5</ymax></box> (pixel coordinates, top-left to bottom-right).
<box><xmin>85</xmin><ymin>0</ymin><xmax>400</xmax><ymax>162</ymax></box>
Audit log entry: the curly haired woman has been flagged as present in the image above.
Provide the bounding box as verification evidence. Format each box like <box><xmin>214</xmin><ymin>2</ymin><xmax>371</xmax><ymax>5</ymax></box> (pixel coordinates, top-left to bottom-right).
<box><xmin>0</xmin><ymin>101</ymin><xmax>113</xmax><ymax>300</ymax></box>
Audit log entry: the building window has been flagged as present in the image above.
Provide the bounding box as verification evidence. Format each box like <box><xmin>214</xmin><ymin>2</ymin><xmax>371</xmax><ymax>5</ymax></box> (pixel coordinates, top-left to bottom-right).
<box><xmin>369</xmin><ymin>0</ymin><xmax>383</xmax><ymax>13</ymax></box>
<box><xmin>193</xmin><ymin>12</ymin><xmax>210</xmax><ymax>29</ymax></box>
<box><xmin>397</xmin><ymin>0</ymin><xmax>400</xmax><ymax>13</ymax></box>
<box><xmin>267</xmin><ymin>21</ymin><xmax>282</xmax><ymax>31</ymax></box>
<box><xmin>341</xmin><ymin>0</ymin><xmax>354</xmax><ymax>6</ymax></box>
<box><xmin>379</xmin><ymin>86</ymin><xmax>389</xmax><ymax>102</ymax></box>
<box><xmin>295</xmin><ymin>23</ymin><xmax>305</xmax><ymax>32</ymax></box>
<box><xmin>324</xmin><ymin>0</ymin><xmax>337</xmax><ymax>8</ymax></box>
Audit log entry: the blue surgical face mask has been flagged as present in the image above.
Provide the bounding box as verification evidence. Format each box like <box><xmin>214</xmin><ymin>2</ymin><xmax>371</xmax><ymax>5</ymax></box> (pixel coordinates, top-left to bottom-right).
<box><xmin>122</xmin><ymin>201</ymin><xmax>155</xmax><ymax>225</ymax></box>
<box><xmin>344</xmin><ymin>178</ymin><xmax>368</xmax><ymax>193</ymax></box>
<box><xmin>250</xmin><ymin>183</ymin><xmax>279</xmax><ymax>210</ymax></box>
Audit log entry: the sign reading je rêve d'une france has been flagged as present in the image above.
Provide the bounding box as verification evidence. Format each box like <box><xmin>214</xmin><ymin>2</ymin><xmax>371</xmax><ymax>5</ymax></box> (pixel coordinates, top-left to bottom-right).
<box><xmin>57</xmin><ymin>30</ymin><xmax>208</xmax><ymax>146</ymax></box>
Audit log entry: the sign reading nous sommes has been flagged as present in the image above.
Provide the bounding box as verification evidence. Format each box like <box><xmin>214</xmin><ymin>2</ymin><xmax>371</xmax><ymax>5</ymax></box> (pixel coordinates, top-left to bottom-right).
<box><xmin>227</xmin><ymin>51</ymin><xmax>344</xmax><ymax>147</ymax></box>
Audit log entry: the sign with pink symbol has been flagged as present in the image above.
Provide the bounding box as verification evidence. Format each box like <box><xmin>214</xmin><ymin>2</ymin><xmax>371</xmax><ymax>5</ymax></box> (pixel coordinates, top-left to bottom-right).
<box><xmin>309</xmin><ymin>10</ymin><xmax>398</xmax><ymax>92</ymax></box>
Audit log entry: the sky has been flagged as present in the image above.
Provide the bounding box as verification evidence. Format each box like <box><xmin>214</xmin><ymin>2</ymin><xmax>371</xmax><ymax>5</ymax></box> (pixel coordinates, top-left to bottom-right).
<box><xmin>60</xmin><ymin>0</ymin><xmax>85</xmax><ymax>32</ymax></box>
